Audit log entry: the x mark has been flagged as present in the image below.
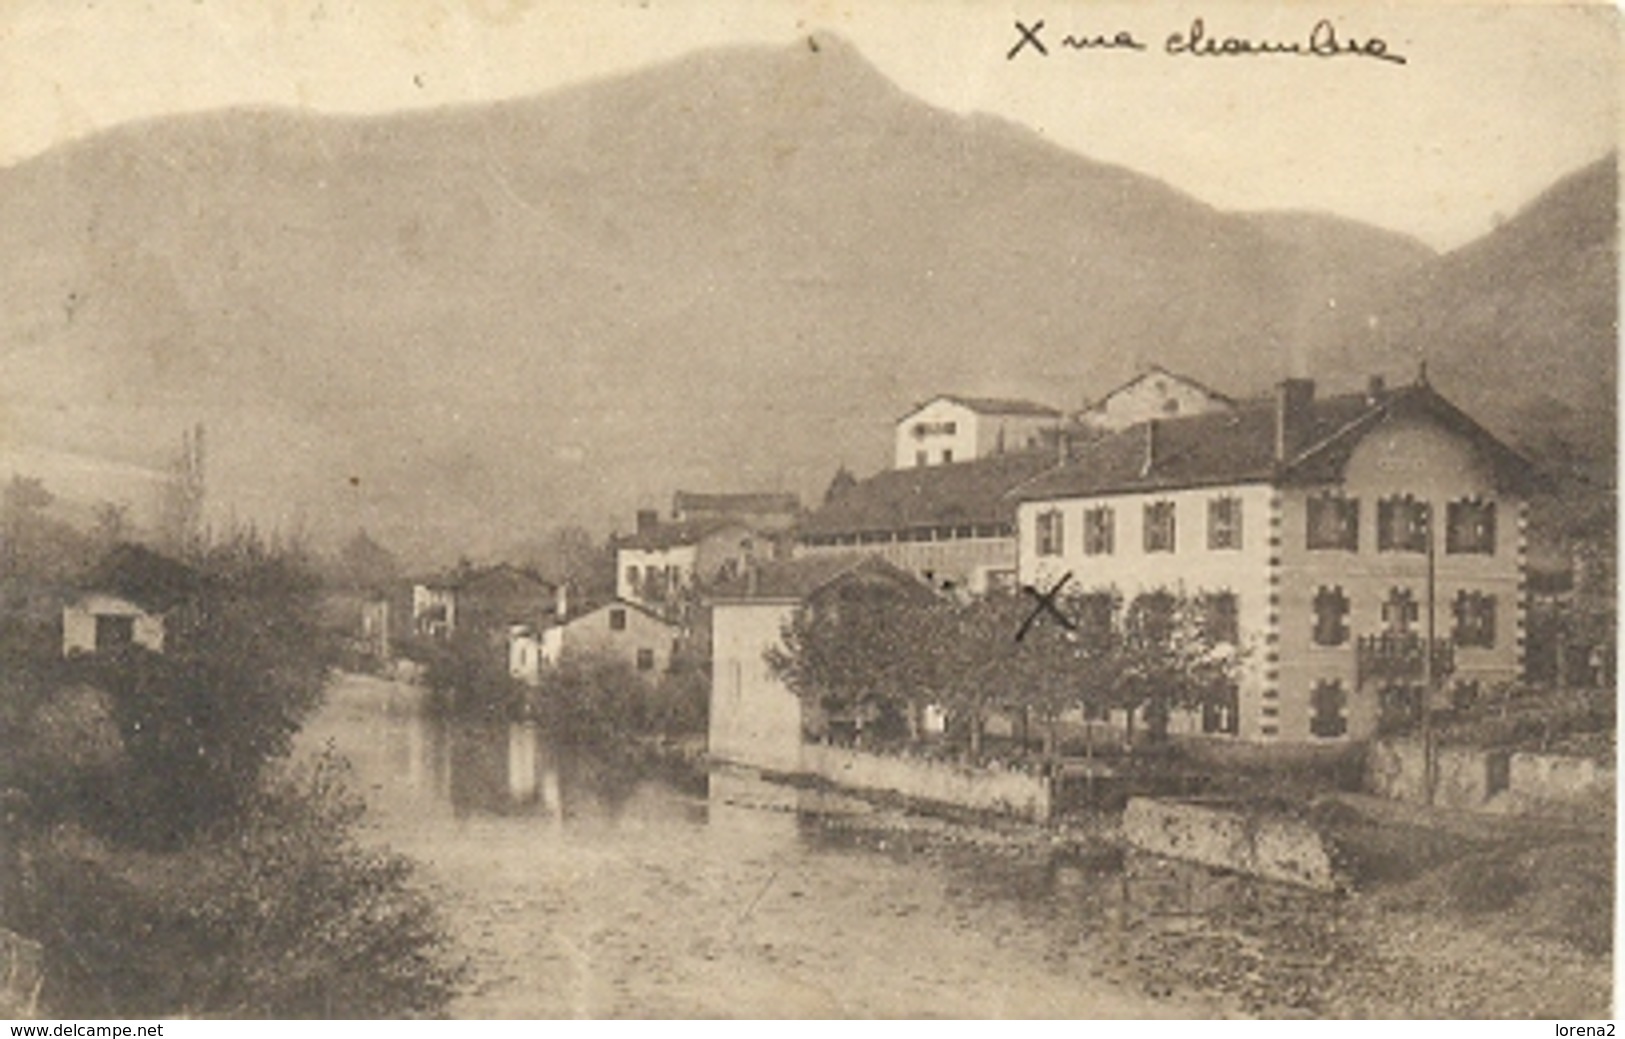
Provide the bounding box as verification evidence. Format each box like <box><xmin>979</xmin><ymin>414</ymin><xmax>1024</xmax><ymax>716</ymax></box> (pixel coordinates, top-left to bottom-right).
<box><xmin>1007</xmin><ymin>20</ymin><xmax>1048</xmax><ymax>60</ymax></box>
<box><xmin>1016</xmin><ymin>571</ymin><xmax>1074</xmax><ymax>642</ymax></box>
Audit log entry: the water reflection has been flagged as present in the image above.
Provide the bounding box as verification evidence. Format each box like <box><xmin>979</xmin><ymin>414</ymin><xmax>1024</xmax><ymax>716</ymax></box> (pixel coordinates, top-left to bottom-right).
<box><xmin>303</xmin><ymin>676</ymin><xmax>1220</xmax><ymax>1018</ymax></box>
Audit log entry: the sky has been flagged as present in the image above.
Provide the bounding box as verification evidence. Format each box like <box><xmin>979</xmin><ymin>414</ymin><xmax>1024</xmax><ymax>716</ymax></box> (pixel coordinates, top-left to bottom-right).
<box><xmin>0</xmin><ymin>0</ymin><xmax>1617</xmax><ymax>250</ymax></box>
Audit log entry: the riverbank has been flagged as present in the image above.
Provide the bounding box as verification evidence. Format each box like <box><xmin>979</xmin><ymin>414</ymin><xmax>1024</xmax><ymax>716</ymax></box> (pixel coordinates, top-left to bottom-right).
<box><xmin>775</xmin><ymin>779</ymin><xmax>1612</xmax><ymax>1018</ymax></box>
<box><xmin>317</xmin><ymin>675</ymin><xmax>1610</xmax><ymax>1018</ymax></box>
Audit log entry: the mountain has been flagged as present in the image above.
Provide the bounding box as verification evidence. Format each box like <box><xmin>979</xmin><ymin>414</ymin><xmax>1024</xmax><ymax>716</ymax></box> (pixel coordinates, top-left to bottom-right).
<box><xmin>1318</xmin><ymin>154</ymin><xmax>1618</xmax><ymax>468</ymax></box>
<box><xmin>0</xmin><ymin>34</ymin><xmax>1544</xmax><ymax>564</ymax></box>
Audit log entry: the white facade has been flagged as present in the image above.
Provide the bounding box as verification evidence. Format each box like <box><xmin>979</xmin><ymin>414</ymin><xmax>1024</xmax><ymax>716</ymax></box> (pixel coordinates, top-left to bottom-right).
<box><xmin>62</xmin><ymin>594</ymin><xmax>166</xmax><ymax>656</ymax></box>
<box><xmin>709</xmin><ymin>599</ymin><xmax>807</xmax><ymax>772</ymax></box>
<box><xmin>530</xmin><ymin>601</ymin><xmax>679</xmax><ymax>682</ymax></box>
<box><xmin>1019</xmin><ymin>484</ymin><xmax>1275</xmax><ymax>740</ymax></box>
<box><xmin>616</xmin><ymin>543</ymin><xmax>699</xmax><ymax>603</ymax></box>
<box><xmin>411</xmin><ymin>583</ymin><xmax>456</xmax><ymax>639</ymax></box>
<box><xmin>1078</xmin><ymin>368</ymin><xmax>1233</xmax><ymax>432</ymax></box>
<box><xmin>894</xmin><ymin>397</ymin><xmax>1057</xmax><ymax>469</ymax></box>
<box><xmin>1017</xmin><ymin>406</ymin><xmax>1525</xmax><ymax>746</ymax></box>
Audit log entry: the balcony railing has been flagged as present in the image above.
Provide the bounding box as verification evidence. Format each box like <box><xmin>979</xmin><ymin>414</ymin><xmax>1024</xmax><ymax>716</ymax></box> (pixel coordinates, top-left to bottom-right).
<box><xmin>1355</xmin><ymin>633</ymin><xmax>1455</xmax><ymax>686</ymax></box>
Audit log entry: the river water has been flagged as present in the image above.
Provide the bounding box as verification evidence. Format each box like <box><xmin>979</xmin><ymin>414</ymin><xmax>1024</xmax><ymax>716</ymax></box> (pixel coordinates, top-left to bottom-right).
<box><xmin>299</xmin><ymin>674</ymin><xmax>1226</xmax><ymax>1018</ymax></box>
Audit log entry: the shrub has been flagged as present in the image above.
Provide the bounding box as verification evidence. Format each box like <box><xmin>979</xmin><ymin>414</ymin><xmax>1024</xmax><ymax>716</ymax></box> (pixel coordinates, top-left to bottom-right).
<box><xmin>9</xmin><ymin>753</ymin><xmax>466</xmax><ymax>1018</ymax></box>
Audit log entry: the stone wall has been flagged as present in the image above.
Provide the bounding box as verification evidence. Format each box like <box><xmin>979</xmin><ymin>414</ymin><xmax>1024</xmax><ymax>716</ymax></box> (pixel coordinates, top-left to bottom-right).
<box><xmin>802</xmin><ymin>744</ymin><xmax>1052</xmax><ymax>822</ymax></box>
<box><xmin>1367</xmin><ymin>737</ymin><xmax>1611</xmax><ymax>814</ymax></box>
<box><xmin>1122</xmin><ymin>797</ymin><xmax>1343</xmax><ymax>892</ymax></box>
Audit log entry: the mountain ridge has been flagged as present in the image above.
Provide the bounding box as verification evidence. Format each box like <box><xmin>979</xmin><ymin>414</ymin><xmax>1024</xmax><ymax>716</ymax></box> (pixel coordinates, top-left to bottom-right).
<box><xmin>0</xmin><ymin>35</ymin><xmax>1606</xmax><ymax>564</ymax></box>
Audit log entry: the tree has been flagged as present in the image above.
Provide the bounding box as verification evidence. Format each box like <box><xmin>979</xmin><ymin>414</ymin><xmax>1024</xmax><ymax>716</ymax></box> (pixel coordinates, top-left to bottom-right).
<box><xmin>333</xmin><ymin>527</ymin><xmax>400</xmax><ymax>591</ymax></box>
<box><xmin>766</xmin><ymin>585</ymin><xmax>942</xmax><ymax>747</ymax></box>
<box><xmin>87</xmin><ymin>534</ymin><xmax>333</xmax><ymax>848</ymax></box>
<box><xmin>1109</xmin><ymin>590</ymin><xmax>1236</xmax><ymax>743</ymax></box>
<box><xmin>766</xmin><ymin>584</ymin><xmax>1238</xmax><ymax>760</ymax></box>
<box><xmin>92</xmin><ymin>501</ymin><xmax>130</xmax><ymax>547</ymax></box>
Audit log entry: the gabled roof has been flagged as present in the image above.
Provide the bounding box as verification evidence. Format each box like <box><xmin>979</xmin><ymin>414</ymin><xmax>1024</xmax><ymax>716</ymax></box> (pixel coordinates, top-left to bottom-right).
<box><xmin>1011</xmin><ymin>379</ymin><xmax>1537</xmax><ymax>503</ymax></box>
<box><xmin>672</xmin><ymin>490</ymin><xmax>800</xmax><ymax>515</ymax></box>
<box><xmin>616</xmin><ymin>517</ymin><xmax>754</xmax><ymax>551</ymax></box>
<box><xmin>82</xmin><ymin>543</ymin><xmax>197</xmax><ymax>612</ymax></box>
<box><xmin>899</xmin><ymin>395</ymin><xmax>1061</xmax><ymax>421</ymax></box>
<box><xmin>1080</xmin><ymin>364</ymin><xmax>1237</xmax><ymax>414</ymax></box>
<box><xmin>559</xmin><ymin>597</ymin><xmax>677</xmax><ymax>631</ymax></box>
<box><xmin>798</xmin><ymin>450</ymin><xmax>1055</xmax><ymax>537</ymax></box>
<box><xmin>709</xmin><ymin>553</ymin><xmax>936</xmax><ymax>604</ymax></box>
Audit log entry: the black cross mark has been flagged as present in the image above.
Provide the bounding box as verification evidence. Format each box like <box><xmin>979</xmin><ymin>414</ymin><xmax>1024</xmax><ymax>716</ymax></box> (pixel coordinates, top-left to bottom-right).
<box><xmin>1007</xmin><ymin>20</ymin><xmax>1048</xmax><ymax>60</ymax></box>
<box><xmin>1016</xmin><ymin>571</ymin><xmax>1075</xmax><ymax>642</ymax></box>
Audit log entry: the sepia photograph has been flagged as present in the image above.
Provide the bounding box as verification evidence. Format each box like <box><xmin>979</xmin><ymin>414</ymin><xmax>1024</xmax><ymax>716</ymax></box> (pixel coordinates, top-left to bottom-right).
<box><xmin>0</xmin><ymin>0</ymin><xmax>1617</xmax><ymax>1021</ymax></box>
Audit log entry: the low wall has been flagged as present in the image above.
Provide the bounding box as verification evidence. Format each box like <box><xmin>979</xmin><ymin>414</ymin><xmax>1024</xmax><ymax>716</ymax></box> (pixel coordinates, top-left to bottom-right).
<box><xmin>1123</xmin><ymin>797</ymin><xmax>1343</xmax><ymax>892</ymax></box>
<box><xmin>1505</xmin><ymin>751</ymin><xmax>1614</xmax><ymax>808</ymax></box>
<box><xmin>1367</xmin><ymin>738</ymin><xmax>1611</xmax><ymax>814</ymax></box>
<box><xmin>801</xmin><ymin>744</ymin><xmax>1052</xmax><ymax>822</ymax></box>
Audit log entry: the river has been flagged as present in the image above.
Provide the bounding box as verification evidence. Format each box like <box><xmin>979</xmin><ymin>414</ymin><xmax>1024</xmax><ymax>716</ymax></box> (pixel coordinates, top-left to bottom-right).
<box><xmin>299</xmin><ymin>673</ymin><xmax>1227</xmax><ymax>1018</ymax></box>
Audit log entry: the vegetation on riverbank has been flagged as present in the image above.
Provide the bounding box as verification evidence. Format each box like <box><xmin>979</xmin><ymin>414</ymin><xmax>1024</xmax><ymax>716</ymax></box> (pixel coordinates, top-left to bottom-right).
<box><xmin>0</xmin><ymin>529</ymin><xmax>465</xmax><ymax>1017</ymax></box>
<box><xmin>768</xmin><ymin>585</ymin><xmax>1238</xmax><ymax>765</ymax></box>
<box><xmin>419</xmin><ymin>634</ymin><xmax>709</xmax><ymax>751</ymax></box>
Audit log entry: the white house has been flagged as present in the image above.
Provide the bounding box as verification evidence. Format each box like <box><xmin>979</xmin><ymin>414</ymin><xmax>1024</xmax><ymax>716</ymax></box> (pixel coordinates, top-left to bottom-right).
<box><xmin>62</xmin><ymin>543</ymin><xmax>194</xmax><ymax>657</ymax></box>
<box><xmin>708</xmin><ymin>555</ymin><xmax>935</xmax><ymax>772</ymax></box>
<box><xmin>615</xmin><ymin>516</ymin><xmax>764</xmax><ymax>611</ymax></box>
<box><xmin>1075</xmin><ymin>365</ymin><xmax>1235</xmax><ymax>433</ymax></box>
<box><xmin>509</xmin><ymin>600</ymin><xmax>680</xmax><ymax>686</ymax></box>
<box><xmin>62</xmin><ymin>593</ymin><xmax>167</xmax><ymax>656</ymax></box>
<box><xmin>1011</xmin><ymin>373</ymin><xmax>1532</xmax><ymax>747</ymax></box>
<box><xmin>893</xmin><ymin>395</ymin><xmax>1060</xmax><ymax>470</ymax></box>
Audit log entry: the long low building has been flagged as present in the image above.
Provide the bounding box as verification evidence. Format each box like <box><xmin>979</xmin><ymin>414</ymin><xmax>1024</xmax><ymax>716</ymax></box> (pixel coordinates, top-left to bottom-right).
<box><xmin>795</xmin><ymin>450</ymin><xmax>1057</xmax><ymax>595</ymax></box>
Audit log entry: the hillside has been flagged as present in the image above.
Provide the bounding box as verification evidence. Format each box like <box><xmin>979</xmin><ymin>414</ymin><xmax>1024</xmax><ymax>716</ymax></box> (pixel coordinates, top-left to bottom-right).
<box><xmin>3</xmin><ymin>34</ymin><xmax>1598</xmax><ymax>563</ymax></box>
<box><xmin>1324</xmin><ymin>155</ymin><xmax>1618</xmax><ymax>464</ymax></box>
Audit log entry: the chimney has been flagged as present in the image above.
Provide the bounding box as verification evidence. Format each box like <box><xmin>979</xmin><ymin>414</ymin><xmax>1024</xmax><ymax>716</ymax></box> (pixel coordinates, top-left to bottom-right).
<box><xmin>635</xmin><ymin>509</ymin><xmax>659</xmax><ymax>536</ymax></box>
<box><xmin>1275</xmin><ymin>378</ymin><xmax>1316</xmax><ymax>463</ymax></box>
<box><xmin>1366</xmin><ymin>374</ymin><xmax>1386</xmax><ymax>402</ymax></box>
<box><xmin>555</xmin><ymin>581</ymin><xmax>571</xmax><ymax>623</ymax></box>
<box><xmin>1141</xmin><ymin>419</ymin><xmax>1159</xmax><ymax>476</ymax></box>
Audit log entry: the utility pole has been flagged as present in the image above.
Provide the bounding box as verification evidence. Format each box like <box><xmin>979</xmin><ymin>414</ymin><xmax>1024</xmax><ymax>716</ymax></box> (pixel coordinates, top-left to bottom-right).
<box><xmin>1422</xmin><ymin>500</ymin><xmax>1437</xmax><ymax>806</ymax></box>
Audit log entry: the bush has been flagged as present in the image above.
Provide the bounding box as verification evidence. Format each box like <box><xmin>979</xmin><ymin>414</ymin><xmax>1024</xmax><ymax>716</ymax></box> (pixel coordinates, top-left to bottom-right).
<box><xmin>530</xmin><ymin>652</ymin><xmax>707</xmax><ymax>746</ymax></box>
<box><xmin>7</xmin><ymin>753</ymin><xmax>466</xmax><ymax>1018</ymax></box>
<box><xmin>416</xmin><ymin>631</ymin><xmax>523</xmax><ymax>720</ymax></box>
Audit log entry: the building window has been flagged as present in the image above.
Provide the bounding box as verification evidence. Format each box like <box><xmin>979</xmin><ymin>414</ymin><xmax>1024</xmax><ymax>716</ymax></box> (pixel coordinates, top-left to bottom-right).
<box><xmin>1076</xmin><ymin>592</ymin><xmax>1115</xmax><ymax>640</ymax></box>
<box><xmin>636</xmin><ymin>648</ymin><xmax>655</xmax><ymax>671</ymax></box>
<box><xmin>1143</xmin><ymin>501</ymin><xmax>1176</xmax><ymax>553</ymax></box>
<box><xmin>1310</xmin><ymin>680</ymin><xmax>1348</xmax><ymax>738</ymax></box>
<box><xmin>1307</xmin><ymin>493</ymin><xmax>1359</xmax><ymax>551</ymax></box>
<box><xmin>1446</xmin><ymin>499</ymin><xmax>1496</xmax><ymax>555</ymax></box>
<box><xmin>609</xmin><ymin>607</ymin><xmax>627</xmax><ymax>631</ymax></box>
<box><xmin>1377</xmin><ymin>495</ymin><xmax>1430</xmax><ymax>553</ymax></box>
<box><xmin>1313</xmin><ymin>586</ymin><xmax>1350</xmax><ymax>647</ymax></box>
<box><xmin>1382</xmin><ymin>588</ymin><xmax>1418</xmax><ymax>635</ymax></box>
<box><xmin>941</xmin><ymin>449</ymin><xmax>953</xmax><ymax>464</ymax></box>
<box><xmin>1208</xmin><ymin>496</ymin><xmax>1243</xmax><ymax>550</ymax></box>
<box><xmin>1083</xmin><ymin>506</ymin><xmax>1115</xmax><ymax>555</ymax></box>
<box><xmin>625</xmin><ymin>565</ymin><xmax>640</xmax><ymax>590</ymax></box>
<box><xmin>1035</xmin><ymin>509</ymin><xmax>1065</xmax><ymax>557</ymax></box>
<box><xmin>1202</xmin><ymin>591</ymin><xmax>1239</xmax><ymax>645</ymax></box>
<box><xmin>1453</xmin><ymin>591</ymin><xmax>1497</xmax><ymax>648</ymax></box>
